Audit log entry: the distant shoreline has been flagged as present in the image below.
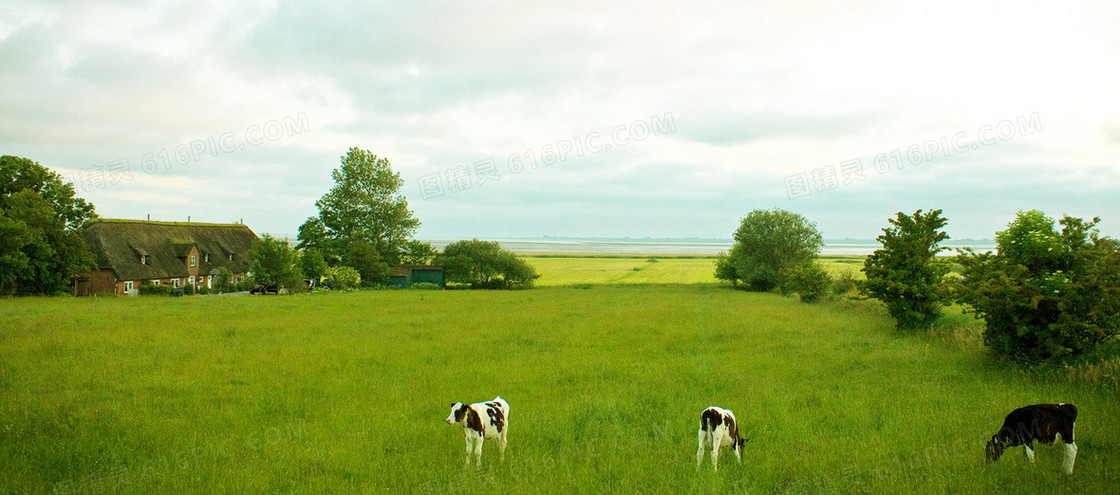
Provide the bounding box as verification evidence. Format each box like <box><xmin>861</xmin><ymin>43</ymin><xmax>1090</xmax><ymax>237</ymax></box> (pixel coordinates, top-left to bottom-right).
<box><xmin>422</xmin><ymin>238</ymin><xmax>997</xmax><ymax>257</ymax></box>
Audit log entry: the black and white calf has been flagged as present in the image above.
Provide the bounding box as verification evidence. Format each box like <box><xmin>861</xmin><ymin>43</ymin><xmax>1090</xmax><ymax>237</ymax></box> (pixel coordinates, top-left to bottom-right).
<box><xmin>445</xmin><ymin>397</ymin><xmax>509</xmax><ymax>466</ymax></box>
<box><xmin>985</xmin><ymin>403</ymin><xmax>1078</xmax><ymax>475</ymax></box>
<box><xmin>696</xmin><ymin>406</ymin><xmax>749</xmax><ymax>470</ymax></box>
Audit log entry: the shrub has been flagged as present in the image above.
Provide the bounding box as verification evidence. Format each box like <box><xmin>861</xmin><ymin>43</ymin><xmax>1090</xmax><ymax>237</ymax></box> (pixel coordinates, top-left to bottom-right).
<box><xmin>197</xmin><ymin>286</ymin><xmax>210</xmax><ymax>295</ymax></box>
<box><xmin>782</xmin><ymin>263</ymin><xmax>832</xmax><ymax>303</ymax></box>
<box><xmin>138</xmin><ymin>282</ymin><xmax>174</xmax><ymax>296</ymax></box>
<box><xmin>861</xmin><ymin>209</ymin><xmax>951</xmax><ymax>329</ymax></box>
<box><xmin>325</xmin><ymin>266</ymin><xmax>361</xmax><ymax>290</ymax></box>
<box><xmin>182</xmin><ymin>284</ymin><xmax>195</xmax><ymax>296</ymax></box>
<box><xmin>832</xmin><ymin>268</ymin><xmax>858</xmax><ymax>297</ymax></box>
<box><xmin>957</xmin><ymin>211</ymin><xmax>1120</xmax><ymax>360</ymax></box>
<box><xmin>407</xmin><ymin>282</ymin><xmax>442</xmax><ymax>290</ymax></box>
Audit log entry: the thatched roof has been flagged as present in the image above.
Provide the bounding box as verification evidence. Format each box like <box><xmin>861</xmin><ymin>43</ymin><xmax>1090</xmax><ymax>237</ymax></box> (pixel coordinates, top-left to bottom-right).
<box><xmin>80</xmin><ymin>219</ymin><xmax>258</xmax><ymax>281</ymax></box>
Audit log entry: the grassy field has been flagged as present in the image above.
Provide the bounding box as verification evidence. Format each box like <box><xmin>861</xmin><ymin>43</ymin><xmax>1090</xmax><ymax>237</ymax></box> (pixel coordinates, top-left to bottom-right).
<box><xmin>3</xmin><ymin>279</ymin><xmax>1118</xmax><ymax>493</ymax></box>
<box><xmin>527</xmin><ymin>256</ymin><xmax>865</xmax><ymax>286</ymax></box>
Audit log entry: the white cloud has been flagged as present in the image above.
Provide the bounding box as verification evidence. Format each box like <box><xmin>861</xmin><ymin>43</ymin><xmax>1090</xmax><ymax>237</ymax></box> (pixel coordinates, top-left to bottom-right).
<box><xmin>1</xmin><ymin>0</ymin><xmax>1118</xmax><ymax>239</ymax></box>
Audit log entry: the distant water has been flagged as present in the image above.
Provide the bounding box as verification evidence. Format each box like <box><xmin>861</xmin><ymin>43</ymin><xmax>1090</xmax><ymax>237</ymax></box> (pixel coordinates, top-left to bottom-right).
<box><xmin>424</xmin><ymin>239</ymin><xmax>997</xmax><ymax>256</ymax></box>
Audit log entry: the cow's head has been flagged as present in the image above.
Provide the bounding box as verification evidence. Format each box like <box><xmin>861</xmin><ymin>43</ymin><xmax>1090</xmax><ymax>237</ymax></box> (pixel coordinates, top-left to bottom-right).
<box><xmin>737</xmin><ymin>436</ymin><xmax>750</xmax><ymax>450</ymax></box>
<box><xmin>985</xmin><ymin>434</ymin><xmax>1005</xmax><ymax>462</ymax></box>
<box><xmin>446</xmin><ymin>402</ymin><xmax>468</xmax><ymax>425</ymax></box>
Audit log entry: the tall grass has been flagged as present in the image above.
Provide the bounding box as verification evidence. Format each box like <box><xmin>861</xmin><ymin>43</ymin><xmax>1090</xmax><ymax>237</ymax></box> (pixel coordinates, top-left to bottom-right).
<box><xmin>2</xmin><ymin>286</ymin><xmax>1117</xmax><ymax>493</ymax></box>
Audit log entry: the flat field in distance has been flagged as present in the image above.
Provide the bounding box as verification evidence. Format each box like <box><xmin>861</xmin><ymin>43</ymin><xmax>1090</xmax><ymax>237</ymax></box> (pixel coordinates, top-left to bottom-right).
<box><xmin>2</xmin><ymin>282</ymin><xmax>1117</xmax><ymax>493</ymax></box>
<box><xmin>527</xmin><ymin>255</ymin><xmax>866</xmax><ymax>286</ymax></box>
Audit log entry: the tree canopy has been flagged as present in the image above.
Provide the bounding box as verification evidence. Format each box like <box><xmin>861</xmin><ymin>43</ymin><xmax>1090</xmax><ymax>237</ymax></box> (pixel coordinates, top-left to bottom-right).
<box><xmin>246</xmin><ymin>234</ymin><xmax>303</xmax><ymax>293</ymax></box>
<box><xmin>345</xmin><ymin>238</ymin><xmax>389</xmax><ymax>286</ymax></box>
<box><xmin>438</xmin><ymin>239</ymin><xmax>539</xmax><ymax>289</ymax></box>
<box><xmin>715</xmin><ymin>208</ymin><xmax>823</xmax><ymax>291</ymax></box>
<box><xmin>1</xmin><ymin>155</ymin><xmax>97</xmax><ymax>295</ymax></box>
<box><xmin>862</xmin><ymin>209</ymin><xmax>951</xmax><ymax>329</ymax></box>
<box><xmin>298</xmin><ymin>148</ymin><xmax>419</xmax><ymax>265</ymax></box>
<box><xmin>957</xmin><ymin>211</ymin><xmax>1120</xmax><ymax>360</ymax></box>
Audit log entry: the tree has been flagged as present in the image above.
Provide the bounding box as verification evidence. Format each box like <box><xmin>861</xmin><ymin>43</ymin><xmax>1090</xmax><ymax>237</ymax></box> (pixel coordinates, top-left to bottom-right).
<box><xmin>861</xmin><ymin>209</ymin><xmax>951</xmax><ymax>329</ymax></box>
<box><xmin>400</xmin><ymin>239</ymin><xmax>438</xmax><ymax>265</ymax></box>
<box><xmin>246</xmin><ymin>234</ymin><xmax>303</xmax><ymax>293</ymax></box>
<box><xmin>298</xmin><ymin>148</ymin><xmax>420</xmax><ymax>266</ymax></box>
<box><xmin>213</xmin><ymin>266</ymin><xmax>235</xmax><ymax>293</ymax></box>
<box><xmin>345</xmin><ymin>238</ymin><xmax>389</xmax><ymax>286</ymax></box>
<box><xmin>295</xmin><ymin>216</ymin><xmax>330</xmax><ymax>252</ymax></box>
<box><xmin>713</xmin><ymin>251</ymin><xmax>737</xmax><ymax>286</ymax></box>
<box><xmin>721</xmin><ymin>209</ymin><xmax>823</xmax><ymax>291</ymax></box>
<box><xmin>299</xmin><ymin>247</ymin><xmax>329</xmax><ymax>286</ymax></box>
<box><xmin>957</xmin><ymin>211</ymin><xmax>1120</xmax><ymax>360</ymax></box>
<box><xmin>437</xmin><ymin>239</ymin><xmax>539</xmax><ymax>289</ymax></box>
<box><xmin>0</xmin><ymin>155</ymin><xmax>97</xmax><ymax>295</ymax></box>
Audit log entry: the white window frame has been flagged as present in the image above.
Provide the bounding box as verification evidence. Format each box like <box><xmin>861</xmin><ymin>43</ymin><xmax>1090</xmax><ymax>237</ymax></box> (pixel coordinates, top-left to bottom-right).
<box><xmin>188</xmin><ymin>276</ymin><xmax>196</xmax><ymax>286</ymax></box>
<box><xmin>123</xmin><ymin>281</ymin><xmax>134</xmax><ymax>293</ymax></box>
<box><xmin>172</xmin><ymin>278</ymin><xmax>181</xmax><ymax>288</ymax></box>
<box><xmin>140</xmin><ymin>255</ymin><xmax>148</xmax><ymax>265</ymax></box>
<box><xmin>151</xmin><ymin>279</ymin><xmax>160</xmax><ymax>285</ymax></box>
<box><xmin>190</xmin><ymin>255</ymin><xmax>197</xmax><ymax>267</ymax></box>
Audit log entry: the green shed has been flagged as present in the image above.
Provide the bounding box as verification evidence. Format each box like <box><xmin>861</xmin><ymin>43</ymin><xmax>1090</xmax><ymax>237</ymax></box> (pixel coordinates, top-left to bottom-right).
<box><xmin>388</xmin><ymin>265</ymin><xmax>444</xmax><ymax>288</ymax></box>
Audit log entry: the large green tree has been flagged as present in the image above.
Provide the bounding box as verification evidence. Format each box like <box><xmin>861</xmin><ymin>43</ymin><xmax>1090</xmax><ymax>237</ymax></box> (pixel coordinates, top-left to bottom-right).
<box><xmin>1</xmin><ymin>155</ymin><xmax>97</xmax><ymax>295</ymax></box>
<box><xmin>715</xmin><ymin>208</ymin><xmax>823</xmax><ymax>291</ymax></box>
<box><xmin>345</xmin><ymin>238</ymin><xmax>389</xmax><ymax>287</ymax></box>
<box><xmin>246</xmin><ymin>234</ymin><xmax>303</xmax><ymax>293</ymax></box>
<box><xmin>437</xmin><ymin>239</ymin><xmax>539</xmax><ymax>289</ymax></box>
<box><xmin>399</xmin><ymin>239</ymin><xmax>438</xmax><ymax>265</ymax></box>
<box><xmin>957</xmin><ymin>211</ymin><xmax>1120</xmax><ymax>360</ymax></box>
<box><xmin>299</xmin><ymin>247</ymin><xmax>330</xmax><ymax>286</ymax></box>
<box><xmin>861</xmin><ymin>209</ymin><xmax>951</xmax><ymax>329</ymax></box>
<box><xmin>298</xmin><ymin>148</ymin><xmax>419</xmax><ymax>265</ymax></box>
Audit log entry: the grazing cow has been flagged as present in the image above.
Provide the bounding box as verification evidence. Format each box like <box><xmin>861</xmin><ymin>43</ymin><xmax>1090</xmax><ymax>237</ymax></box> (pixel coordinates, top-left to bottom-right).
<box><xmin>985</xmin><ymin>403</ymin><xmax>1078</xmax><ymax>475</ymax></box>
<box><xmin>696</xmin><ymin>406</ymin><xmax>749</xmax><ymax>470</ymax></box>
<box><xmin>445</xmin><ymin>397</ymin><xmax>509</xmax><ymax>466</ymax></box>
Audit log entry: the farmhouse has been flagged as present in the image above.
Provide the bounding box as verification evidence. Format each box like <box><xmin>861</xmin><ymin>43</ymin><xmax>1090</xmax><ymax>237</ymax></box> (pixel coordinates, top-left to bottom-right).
<box><xmin>388</xmin><ymin>264</ymin><xmax>444</xmax><ymax>288</ymax></box>
<box><xmin>74</xmin><ymin>219</ymin><xmax>258</xmax><ymax>296</ymax></box>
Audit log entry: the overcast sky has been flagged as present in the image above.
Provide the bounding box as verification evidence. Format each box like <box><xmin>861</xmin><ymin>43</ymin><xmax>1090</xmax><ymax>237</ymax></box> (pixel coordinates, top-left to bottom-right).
<box><xmin>3</xmin><ymin>1</ymin><xmax>1118</xmax><ymax>240</ymax></box>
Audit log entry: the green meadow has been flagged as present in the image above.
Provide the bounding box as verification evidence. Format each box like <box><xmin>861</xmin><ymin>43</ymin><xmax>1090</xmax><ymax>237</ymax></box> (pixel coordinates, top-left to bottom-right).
<box><xmin>2</xmin><ymin>261</ymin><xmax>1118</xmax><ymax>493</ymax></box>
<box><xmin>527</xmin><ymin>255</ymin><xmax>863</xmax><ymax>286</ymax></box>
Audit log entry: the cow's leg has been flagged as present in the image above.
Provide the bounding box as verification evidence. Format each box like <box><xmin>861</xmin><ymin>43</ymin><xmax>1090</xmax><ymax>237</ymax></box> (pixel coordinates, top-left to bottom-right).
<box><xmin>498</xmin><ymin>430</ymin><xmax>508</xmax><ymax>463</ymax></box>
<box><xmin>472</xmin><ymin>435</ymin><xmax>484</xmax><ymax>466</ymax></box>
<box><xmin>463</xmin><ymin>434</ymin><xmax>473</xmax><ymax>466</ymax></box>
<box><xmin>734</xmin><ymin>442</ymin><xmax>742</xmax><ymax>464</ymax></box>
<box><xmin>1063</xmin><ymin>442</ymin><xmax>1078</xmax><ymax>475</ymax></box>
<box><xmin>696</xmin><ymin>430</ymin><xmax>707</xmax><ymax>470</ymax></box>
<box><xmin>1023</xmin><ymin>444</ymin><xmax>1035</xmax><ymax>466</ymax></box>
<box><xmin>710</xmin><ymin>439</ymin><xmax>721</xmax><ymax>471</ymax></box>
